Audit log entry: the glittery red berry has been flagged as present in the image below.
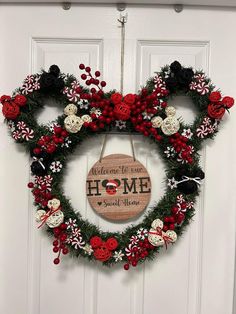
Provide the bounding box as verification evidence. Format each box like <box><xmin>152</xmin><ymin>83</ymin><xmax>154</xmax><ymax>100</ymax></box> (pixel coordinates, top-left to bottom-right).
<box><xmin>62</xmin><ymin>247</ymin><xmax>69</xmax><ymax>255</ymax></box>
<box><xmin>124</xmin><ymin>263</ymin><xmax>130</xmax><ymax>270</ymax></box>
<box><xmin>79</xmin><ymin>63</ymin><xmax>85</xmax><ymax>70</ymax></box>
<box><xmin>95</xmin><ymin>71</ymin><xmax>100</xmax><ymax>77</ymax></box>
<box><xmin>53</xmin><ymin>258</ymin><xmax>60</xmax><ymax>265</ymax></box>
<box><xmin>27</xmin><ymin>182</ymin><xmax>34</xmax><ymax>188</ymax></box>
<box><xmin>101</xmin><ymin>81</ymin><xmax>106</xmax><ymax>87</ymax></box>
<box><xmin>85</xmin><ymin>66</ymin><xmax>91</xmax><ymax>73</ymax></box>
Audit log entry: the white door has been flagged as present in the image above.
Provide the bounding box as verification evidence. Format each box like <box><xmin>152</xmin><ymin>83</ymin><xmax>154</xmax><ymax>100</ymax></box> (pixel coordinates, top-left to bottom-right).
<box><xmin>1</xmin><ymin>4</ymin><xmax>236</xmax><ymax>314</ymax></box>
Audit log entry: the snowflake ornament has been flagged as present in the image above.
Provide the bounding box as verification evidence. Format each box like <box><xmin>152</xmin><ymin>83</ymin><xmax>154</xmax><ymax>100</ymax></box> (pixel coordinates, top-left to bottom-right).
<box><xmin>50</xmin><ymin>161</ymin><xmax>63</xmax><ymax>173</ymax></box>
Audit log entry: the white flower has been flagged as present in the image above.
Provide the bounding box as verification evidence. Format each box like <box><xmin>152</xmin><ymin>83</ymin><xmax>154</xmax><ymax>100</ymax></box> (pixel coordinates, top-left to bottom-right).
<box><xmin>7</xmin><ymin>120</ymin><xmax>15</xmax><ymax>131</ymax></box>
<box><xmin>66</xmin><ymin>218</ymin><xmax>77</xmax><ymax>230</ymax></box>
<box><xmin>78</xmin><ymin>99</ymin><xmax>89</xmax><ymax>110</ymax></box>
<box><xmin>90</xmin><ymin>107</ymin><xmax>102</xmax><ymax>117</ymax></box>
<box><xmin>130</xmin><ymin>235</ymin><xmax>139</xmax><ymax>245</ymax></box>
<box><xmin>83</xmin><ymin>244</ymin><xmax>93</xmax><ymax>255</ymax></box>
<box><xmin>48</xmin><ymin>121</ymin><xmax>59</xmax><ymax>132</ymax></box>
<box><xmin>115</xmin><ymin>120</ymin><xmax>126</xmax><ymax>130</ymax></box>
<box><xmin>167</xmin><ymin>177</ymin><xmax>177</xmax><ymax>189</ymax></box>
<box><xmin>164</xmin><ymin>146</ymin><xmax>175</xmax><ymax>158</ymax></box>
<box><xmin>61</xmin><ymin>137</ymin><xmax>72</xmax><ymax>148</ymax></box>
<box><xmin>142</xmin><ymin>111</ymin><xmax>154</xmax><ymax>120</ymax></box>
<box><xmin>71</xmin><ymin>237</ymin><xmax>85</xmax><ymax>249</ymax></box>
<box><xmin>181</xmin><ymin>128</ymin><xmax>193</xmax><ymax>139</ymax></box>
<box><xmin>21</xmin><ymin>128</ymin><xmax>34</xmax><ymax>141</ymax></box>
<box><xmin>50</xmin><ymin>161</ymin><xmax>63</xmax><ymax>173</ymax></box>
<box><xmin>113</xmin><ymin>250</ymin><xmax>125</xmax><ymax>262</ymax></box>
<box><xmin>137</xmin><ymin>228</ymin><xmax>148</xmax><ymax>240</ymax></box>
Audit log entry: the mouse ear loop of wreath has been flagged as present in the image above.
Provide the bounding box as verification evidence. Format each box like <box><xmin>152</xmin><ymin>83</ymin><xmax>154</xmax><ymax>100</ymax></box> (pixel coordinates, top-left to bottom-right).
<box><xmin>0</xmin><ymin>65</ymin><xmax>69</xmax><ymax>148</ymax></box>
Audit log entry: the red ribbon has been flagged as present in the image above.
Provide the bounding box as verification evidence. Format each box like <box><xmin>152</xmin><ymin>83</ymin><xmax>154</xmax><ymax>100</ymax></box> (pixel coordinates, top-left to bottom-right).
<box><xmin>149</xmin><ymin>227</ymin><xmax>173</xmax><ymax>249</ymax></box>
<box><xmin>38</xmin><ymin>206</ymin><xmax>61</xmax><ymax>228</ymax></box>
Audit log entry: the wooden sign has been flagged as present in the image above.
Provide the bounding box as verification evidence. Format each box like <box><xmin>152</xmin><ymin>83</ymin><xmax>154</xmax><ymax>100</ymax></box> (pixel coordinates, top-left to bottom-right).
<box><xmin>86</xmin><ymin>154</ymin><xmax>151</xmax><ymax>221</ymax></box>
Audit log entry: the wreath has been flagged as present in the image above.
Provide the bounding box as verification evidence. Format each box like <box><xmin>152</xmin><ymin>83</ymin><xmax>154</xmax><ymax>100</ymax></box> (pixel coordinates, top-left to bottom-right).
<box><xmin>1</xmin><ymin>61</ymin><xmax>234</xmax><ymax>270</ymax></box>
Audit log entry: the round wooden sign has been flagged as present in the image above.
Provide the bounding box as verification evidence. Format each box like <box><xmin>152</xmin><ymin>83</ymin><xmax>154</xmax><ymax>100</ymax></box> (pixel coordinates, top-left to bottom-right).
<box><xmin>86</xmin><ymin>154</ymin><xmax>151</xmax><ymax>221</ymax></box>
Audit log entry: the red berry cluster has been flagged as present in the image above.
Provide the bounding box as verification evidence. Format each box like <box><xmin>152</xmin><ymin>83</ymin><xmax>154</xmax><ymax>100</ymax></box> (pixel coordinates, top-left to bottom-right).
<box><xmin>34</xmin><ymin>126</ymin><xmax>69</xmax><ymax>155</ymax></box>
<box><xmin>73</xmin><ymin>65</ymin><xmax>168</xmax><ymax>141</ymax></box>
<box><xmin>52</xmin><ymin>224</ymin><xmax>69</xmax><ymax>264</ymax></box>
<box><xmin>169</xmin><ymin>133</ymin><xmax>193</xmax><ymax>163</ymax></box>
<box><xmin>79</xmin><ymin>63</ymin><xmax>106</xmax><ymax>91</ymax></box>
<box><xmin>90</xmin><ymin>236</ymin><xmax>118</xmax><ymax>262</ymax></box>
<box><xmin>124</xmin><ymin>238</ymin><xmax>154</xmax><ymax>270</ymax></box>
<box><xmin>28</xmin><ymin>181</ymin><xmax>52</xmax><ymax>207</ymax></box>
<box><xmin>163</xmin><ymin>202</ymin><xmax>187</xmax><ymax>231</ymax></box>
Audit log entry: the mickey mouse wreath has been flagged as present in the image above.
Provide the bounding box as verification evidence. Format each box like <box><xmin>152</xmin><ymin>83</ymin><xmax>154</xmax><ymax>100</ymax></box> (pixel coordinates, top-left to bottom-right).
<box><xmin>1</xmin><ymin>61</ymin><xmax>234</xmax><ymax>270</ymax></box>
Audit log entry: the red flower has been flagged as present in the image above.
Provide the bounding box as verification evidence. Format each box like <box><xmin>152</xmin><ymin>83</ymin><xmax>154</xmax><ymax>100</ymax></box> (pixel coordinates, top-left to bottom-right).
<box><xmin>106</xmin><ymin>237</ymin><xmax>118</xmax><ymax>251</ymax></box>
<box><xmin>14</xmin><ymin>94</ymin><xmax>27</xmax><ymax>107</ymax></box>
<box><xmin>90</xmin><ymin>236</ymin><xmax>103</xmax><ymax>248</ymax></box>
<box><xmin>2</xmin><ymin>102</ymin><xmax>20</xmax><ymax>119</ymax></box>
<box><xmin>114</xmin><ymin>102</ymin><xmax>131</xmax><ymax>120</ymax></box>
<box><xmin>222</xmin><ymin>96</ymin><xmax>234</xmax><ymax>109</ymax></box>
<box><xmin>124</xmin><ymin>93</ymin><xmax>136</xmax><ymax>105</ymax></box>
<box><xmin>111</xmin><ymin>93</ymin><xmax>122</xmax><ymax>104</ymax></box>
<box><xmin>0</xmin><ymin>95</ymin><xmax>11</xmax><ymax>103</ymax></box>
<box><xmin>209</xmin><ymin>91</ymin><xmax>221</xmax><ymax>103</ymax></box>
<box><xmin>94</xmin><ymin>243</ymin><xmax>112</xmax><ymax>262</ymax></box>
<box><xmin>207</xmin><ymin>103</ymin><xmax>225</xmax><ymax>119</ymax></box>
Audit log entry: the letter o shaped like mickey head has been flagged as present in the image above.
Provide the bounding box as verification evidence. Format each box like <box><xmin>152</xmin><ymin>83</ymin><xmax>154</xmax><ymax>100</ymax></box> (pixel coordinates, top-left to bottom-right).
<box><xmin>102</xmin><ymin>179</ymin><xmax>120</xmax><ymax>195</ymax></box>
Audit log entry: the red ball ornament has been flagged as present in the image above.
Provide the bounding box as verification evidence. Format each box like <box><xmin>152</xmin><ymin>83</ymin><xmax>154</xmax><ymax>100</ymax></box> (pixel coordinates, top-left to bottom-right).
<box><xmin>114</xmin><ymin>102</ymin><xmax>131</xmax><ymax>121</ymax></box>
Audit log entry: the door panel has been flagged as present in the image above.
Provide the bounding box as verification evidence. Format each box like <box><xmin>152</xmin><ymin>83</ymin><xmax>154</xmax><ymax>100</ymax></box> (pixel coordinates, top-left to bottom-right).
<box><xmin>0</xmin><ymin>4</ymin><xmax>235</xmax><ymax>314</ymax></box>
